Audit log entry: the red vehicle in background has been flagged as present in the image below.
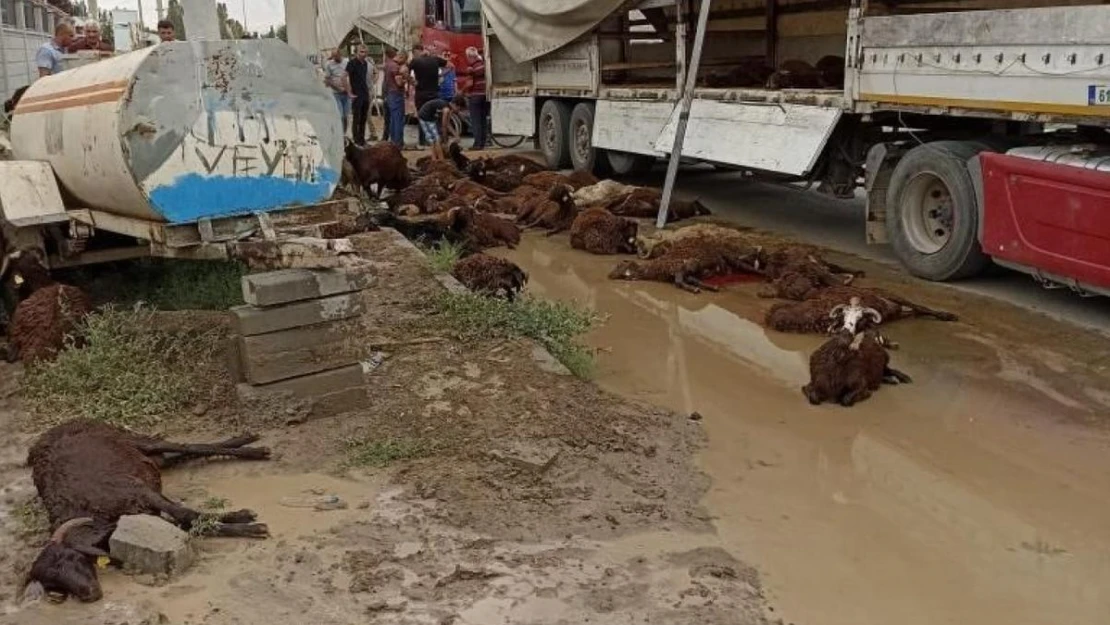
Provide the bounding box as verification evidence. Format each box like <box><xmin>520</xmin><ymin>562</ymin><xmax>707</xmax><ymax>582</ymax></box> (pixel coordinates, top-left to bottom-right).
<box><xmin>420</xmin><ymin>0</ymin><xmax>483</xmax><ymax>68</ymax></box>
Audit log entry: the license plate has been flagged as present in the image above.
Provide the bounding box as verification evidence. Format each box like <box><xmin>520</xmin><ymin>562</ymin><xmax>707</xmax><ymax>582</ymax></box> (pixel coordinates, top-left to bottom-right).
<box><xmin>1088</xmin><ymin>85</ymin><xmax>1110</xmax><ymax>105</ymax></box>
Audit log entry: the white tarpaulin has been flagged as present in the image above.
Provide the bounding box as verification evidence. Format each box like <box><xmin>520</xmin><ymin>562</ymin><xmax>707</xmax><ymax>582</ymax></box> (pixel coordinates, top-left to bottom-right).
<box><xmin>482</xmin><ymin>0</ymin><xmax>627</xmax><ymax>62</ymax></box>
<box><xmin>315</xmin><ymin>0</ymin><xmax>424</xmax><ymax>51</ymax></box>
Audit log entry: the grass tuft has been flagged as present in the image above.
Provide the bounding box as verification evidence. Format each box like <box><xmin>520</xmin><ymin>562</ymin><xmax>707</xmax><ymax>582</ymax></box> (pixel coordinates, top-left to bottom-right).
<box><xmin>13</xmin><ymin>498</ymin><xmax>49</xmax><ymax>538</ymax></box>
<box><xmin>423</xmin><ymin>240</ymin><xmax>465</xmax><ymax>274</ymax></box>
<box><xmin>431</xmin><ymin>292</ymin><xmax>599</xmax><ymax>378</ymax></box>
<box><xmin>344</xmin><ymin>437</ymin><xmax>430</xmax><ymax>469</ymax></box>
<box><xmin>66</xmin><ymin>258</ymin><xmax>246</xmax><ymax>311</ymax></box>
<box><xmin>22</xmin><ymin>305</ymin><xmax>224</xmax><ymax>428</ymax></box>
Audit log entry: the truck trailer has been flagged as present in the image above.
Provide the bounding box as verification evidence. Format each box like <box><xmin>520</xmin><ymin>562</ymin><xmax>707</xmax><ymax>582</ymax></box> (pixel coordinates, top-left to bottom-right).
<box><xmin>482</xmin><ymin>0</ymin><xmax>1110</xmax><ymax>294</ymax></box>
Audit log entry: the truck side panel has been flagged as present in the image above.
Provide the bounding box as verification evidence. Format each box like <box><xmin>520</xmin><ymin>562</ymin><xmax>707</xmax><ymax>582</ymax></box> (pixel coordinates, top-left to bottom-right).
<box><xmin>593</xmin><ymin>100</ymin><xmax>673</xmax><ymax>157</ymax></box>
<box><xmin>855</xmin><ymin>5</ymin><xmax>1110</xmax><ymax>121</ymax></box>
<box><xmin>491</xmin><ymin>97</ymin><xmax>536</xmax><ymax>137</ymax></box>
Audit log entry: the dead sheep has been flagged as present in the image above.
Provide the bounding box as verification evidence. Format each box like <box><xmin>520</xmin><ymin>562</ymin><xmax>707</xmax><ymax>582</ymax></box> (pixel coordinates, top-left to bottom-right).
<box><xmin>449</xmin><ymin>178</ymin><xmax>507</xmax><ymax>204</ymax></box>
<box><xmin>448</xmin><ymin>206</ymin><xmax>522</xmax><ymax>249</ymax></box>
<box><xmin>803</xmin><ymin>327</ymin><xmax>911</xmax><ymax>407</ymax></box>
<box><xmin>766</xmin><ymin>59</ymin><xmax>821</xmax><ymax>89</ymax></box>
<box><xmin>451</xmin><ymin>253</ymin><xmax>528</xmax><ymax>300</ymax></box>
<box><xmin>574</xmin><ymin>182</ymin><xmax>709</xmax><ymax>222</ymax></box>
<box><xmin>386</xmin><ymin>180</ymin><xmax>450</xmax><ymax>213</ymax></box>
<box><xmin>1</xmin><ymin>251</ymin><xmax>91</xmax><ymax>364</ymax></box>
<box><xmin>815</xmin><ymin>55</ymin><xmax>845</xmax><ymax>88</ymax></box>
<box><xmin>609</xmin><ymin>233</ymin><xmax>762</xmax><ymax>293</ymax></box>
<box><xmin>635</xmin><ymin>223</ymin><xmax>754</xmax><ymax>260</ymax></box>
<box><xmin>523</xmin><ymin>170</ymin><xmax>599</xmax><ymax>192</ymax></box>
<box><xmin>574</xmin><ymin>180</ymin><xmax>636</xmax><ymax>208</ymax></box>
<box><xmin>494</xmin><ymin>185</ymin><xmax>547</xmax><ymax>216</ymax></box>
<box><xmin>23</xmin><ymin>420</ymin><xmax>270</xmax><ymax>603</ymax></box>
<box><xmin>570</xmin><ymin>208</ymin><xmax>639</xmax><ymax>255</ymax></box>
<box><xmin>765</xmin><ymin>286</ymin><xmax>958</xmax><ymax>334</ymax></box>
<box><xmin>346</xmin><ymin>141</ymin><xmax>411</xmax><ymax>197</ymax></box>
<box><xmin>758</xmin><ymin>246</ymin><xmax>863</xmax><ymax>300</ymax></box>
<box><xmin>519</xmin><ymin>184</ymin><xmax>578</xmax><ymax>234</ymax></box>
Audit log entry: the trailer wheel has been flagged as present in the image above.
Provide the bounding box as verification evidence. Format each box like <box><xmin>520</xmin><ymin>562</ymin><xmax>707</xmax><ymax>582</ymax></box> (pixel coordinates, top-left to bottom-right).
<box><xmin>539</xmin><ymin>100</ymin><xmax>572</xmax><ymax>169</ymax></box>
<box><xmin>569</xmin><ymin>103</ymin><xmax>610</xmax><ymax>175</ymax></box>
<box><xmin>606</xmin><ymin>150</ymin><xmax>655</xmax><ymax>176</ymax></box>
<box><xmin>886</xmin><ymin>141</ymin><xmax>990</xmax><ymax>281</ymax></box>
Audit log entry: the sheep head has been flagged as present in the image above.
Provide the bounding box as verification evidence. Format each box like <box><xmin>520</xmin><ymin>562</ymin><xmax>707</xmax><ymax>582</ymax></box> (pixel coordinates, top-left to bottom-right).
<box><xmin>618</xmin><ymin>219</ymin><xmax>640</xmax><ymax>255</ymax></box>
<box><xmin>466</xmin><ymin>159</ymin><xmax>487</xmax><ymax>182</ymax></box>
<box><xmin>609</xmin><ymin>260</ymin><xmax>645</xmax><ymax>281</ymax></box>
<box><xmin>829</xmin><ymin>296</ymin><xmax>882</xmax><ymax>334</ymax></box>
<box><xmin>548</xmin><ymin>184</ymin><xmax>574</xmax><ymax>206</ymax></box>
<box><xmin>25</xmin><ymin>517</ymin><xmax>109</xmax><ymax>604</ymax></box>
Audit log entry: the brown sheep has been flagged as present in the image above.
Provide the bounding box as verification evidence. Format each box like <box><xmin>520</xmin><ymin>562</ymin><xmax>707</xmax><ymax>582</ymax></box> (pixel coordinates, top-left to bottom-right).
<box><xmin>815</xmin><ymin>55</ymin><xmax>845</xmax><ymax>89</ymax></box>
<box><xmin>23</xmin><ymin>420</ymin><xmax>270</xmax><ymax>603</ymax></box>
<box><xmin>608</xmin><ymin>233</ymin><xmax>762</xmax><ymax>293</ymax></box>
<box><xmin>1</xmin><ymin>251</ymin><xmax>91</xmax><ymax>364</ymax></box>
<box><xmin>451</xmin><ymin>253</ymin><xmax>528</xmax><ymax>301</ymax></box>
<box><xmin>701</xmin><ymin>59</ymin><xmax>774</xmax><ymax>88</ymax></box>
<box><xmin>522</xmin><ymin>170</ymin><xmax>599</xmax><ymax>192</ymax></box>
<box><xmin>803</xmin><ymin>329</ymin><xmax>911</xmax><ymax>407</ymax></box>
<box><xmin>448</xmin><ymin>206</ymin><xmax>522</xmax><ymax>249</ymax></box>
<box><xmin>607</xmin><ymin>189</ymin><xmax>711</xmax><ymax>223</ymax></box>
<box><xmin>765</xmin><ymin>286</ymin><xmax>958</xmax><ymax>334</ymax></box>
<box><xmin>520</xmin><ymin>184</ymin><xmax>578</xmax><ymax>234</ymax></box>
<box><xmin>757</xmin><ymin>246</ymin><xmax>863</xmax><ymax>300</ymax></box>
<box><xmin>477</xmin><ymin>153</ymin><xmax>547</xmax><ymax>178</ymax></box>
<box><xmin>570</xmin><ymin>208</ymin><xmax>639</xmax><ymax>255</ymax></box>
<box><xmin>385</xmin><ymin>180</ymin><xmax>450</xmax><ymax>213</ymax></box>
<box><xmin>345</xmin><ymin>141</ymin><xmax>411</xmax><ymax>197</ymax></box>
<box><xmin>766</xmin><ymin>59</ymin><xmax>821</xmax><ymax>89</ymax></box>
<box><xmin>467</xmin><ymin>159</ymin><xmax>525</xmax><ymax>193</ymax></box>
<box><xmin>450</xmin><ymin>178</ymin><xmax>506</xmax><ymax>203</ymax></box>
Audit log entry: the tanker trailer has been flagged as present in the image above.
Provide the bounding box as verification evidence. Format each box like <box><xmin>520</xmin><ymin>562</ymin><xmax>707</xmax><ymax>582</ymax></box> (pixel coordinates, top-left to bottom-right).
<box><xmin>0</xmin><ymin>39</ymin><xmax>354</xmax><ymax>267</ymax></box>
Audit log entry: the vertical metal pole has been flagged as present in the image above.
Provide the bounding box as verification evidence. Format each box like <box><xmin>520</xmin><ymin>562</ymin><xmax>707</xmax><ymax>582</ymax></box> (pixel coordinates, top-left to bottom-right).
<box><xmin>136</xmin><ymin>0</ymin><xmax>145</xmax><ymax>33</ymax></box>
<box><xmin>241</xmin><ymin>0</ymin><xmax>247</xmax><ymax>33</ymax></box>
<box><xmin>674</xmin><ymin>0</ymin><xmax>686</xmax><ymax>93</ymax></box>
<box><xmin>766</xmin><ymin>0</ymin><xmax>777</xmax><ymax>68</ymax></box>
<box><xmin>155</xmin><ymin>0</ymin><xmax>164</xmax><ymax>20</ymax></box>
<box><xmin>655</xmin><ymin>0</ymin><xmax>711</xmax><ymax>230</ymax></box>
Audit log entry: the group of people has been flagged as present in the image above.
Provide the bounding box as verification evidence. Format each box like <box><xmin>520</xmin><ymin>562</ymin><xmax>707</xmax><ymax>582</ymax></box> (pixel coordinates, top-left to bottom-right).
<box><xmin>324</xmin><ymin>43</ymin><xmax>490</xmax><ymax>155</ymax></box>
<box><xmin>35</xmin><ymin>18</ymin><xmax>179</xmax><ymax>78</ymax></box>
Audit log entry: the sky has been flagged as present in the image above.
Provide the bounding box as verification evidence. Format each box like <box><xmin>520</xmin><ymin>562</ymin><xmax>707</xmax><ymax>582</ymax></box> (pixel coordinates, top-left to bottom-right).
<box><xmin>99</xmin><ymin>0</ymin><xmax>286</xmax><ymax>33</ymax></box>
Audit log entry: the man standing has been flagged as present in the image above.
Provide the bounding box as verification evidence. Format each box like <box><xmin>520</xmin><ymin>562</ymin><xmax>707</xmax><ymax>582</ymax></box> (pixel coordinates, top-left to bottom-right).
<box><xmin>409</xmin><ymin>44</ymin><xmax>448</xmax><ymax>147</ymax></box>
<box><xmin>324</xmin><ymin>48</ymin><xmax>352</xmax><ymax>135</ymax></box>
<box><xmin>346</xmin><ymin>44</ymin><xmax>375</xmax><ymax>145</ymax></box>
<box><xmin>157</xmin><ymin>20</ymin><xmax>176</xmax><ymax>43</ymax></box>
<box><xmin>68</xmin><ymin>19</ymin><xmax>114</xmax><ymax>54</ymax></box>
<box><xmin>460</xmin><ymin>47</ymin><xmax>489</xmax><ymax>150</ymax></box>
<box><xmin>382</xmin><ymin>49</ymin><xmax>408</xmax><ymax>146</ymax></box>
<box><xmin>36</xmin><ymin>22</ymin><xmax>74</xmax><ymax>78</ymax></box>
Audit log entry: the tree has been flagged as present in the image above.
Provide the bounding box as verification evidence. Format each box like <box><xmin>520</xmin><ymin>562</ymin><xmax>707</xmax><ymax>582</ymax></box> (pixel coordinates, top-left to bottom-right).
<box><xmin>98</xmin><ymin>9</ymin><xmax>112</xmax><ymax>45</ymax></box>
<box><xmin>276</xmin><ymin>24</ymin><xmax>287</xmax><ymax>42</ymax></box>
<box><xmin>216</xmin><ymin>2</ymin><xmax>245</xmax><ymax>40</ymax></box>
<box><xmin>46</xmin><ymin>0</ymin><xmax>74</xmax><ymax>14</ymax></box>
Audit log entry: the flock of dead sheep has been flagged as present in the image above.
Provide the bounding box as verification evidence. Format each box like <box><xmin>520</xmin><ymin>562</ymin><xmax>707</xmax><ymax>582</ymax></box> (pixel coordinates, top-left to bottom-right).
<box><xmin>344</xmin><ymin>141</ymin><xmax>960</xmax><ymax>407</ymax></box>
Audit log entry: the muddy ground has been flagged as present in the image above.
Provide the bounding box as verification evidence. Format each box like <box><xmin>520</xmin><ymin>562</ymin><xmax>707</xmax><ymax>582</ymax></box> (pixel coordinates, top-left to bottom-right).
<box><xmin>0</xmin><ymin>230</ymin><xmax>771</xmax><ymax>625</ymax></box>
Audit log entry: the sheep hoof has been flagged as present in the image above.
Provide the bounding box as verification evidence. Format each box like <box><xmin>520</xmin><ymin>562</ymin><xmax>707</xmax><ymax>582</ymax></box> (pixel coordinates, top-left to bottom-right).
<box><xmin>802</xmin><ymin>385</ymin><xmax>821</xmax><ymax>405</ymax></box>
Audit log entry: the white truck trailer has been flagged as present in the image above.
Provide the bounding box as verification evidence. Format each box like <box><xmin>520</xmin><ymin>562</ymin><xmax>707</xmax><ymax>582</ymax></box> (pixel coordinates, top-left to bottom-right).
<box><xmin>482</xmin><ymin>0</ymin><xmax>1110</xmax><ymax>293</ymax></box>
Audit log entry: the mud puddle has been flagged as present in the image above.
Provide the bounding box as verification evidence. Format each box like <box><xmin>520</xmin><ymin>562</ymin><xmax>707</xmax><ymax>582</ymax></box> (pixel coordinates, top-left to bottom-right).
<box><xmin>502</xmin><ymin>232</ymin><xmax>1110</xmax><ymax>625</ymax></box>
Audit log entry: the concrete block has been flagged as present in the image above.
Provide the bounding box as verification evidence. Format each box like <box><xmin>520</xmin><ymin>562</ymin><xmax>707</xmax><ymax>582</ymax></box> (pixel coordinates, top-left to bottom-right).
<box><xmin>231</xmin><ymin>293</ymin><xmax>366</xmax><ymax>337</ymax></box>
<box><xmin>109</xmin><ymin>515</ymin><xmax>194</xmax><ymax>577</ymax></box>
<box><xmin>241</xmin><ymin>266</ymin><xmax>376</xmax><ymax>308</ymax></box>
<box><xmin>239</xmin><ymin>319</ymin><xmax>362</xmax><ymax>384</ymax></box>
<box><xmin>236</xmin><ymin>364</ymin><xmax>369</xmax><ymax>420</ymax></box>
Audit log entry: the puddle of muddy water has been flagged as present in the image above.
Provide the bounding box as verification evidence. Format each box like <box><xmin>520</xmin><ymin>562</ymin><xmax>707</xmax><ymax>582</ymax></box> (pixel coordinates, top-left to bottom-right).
<box><xmin>501</xmin><ymin>233</ymin><xmax>1110</xmax><ymax>625</ymax></box>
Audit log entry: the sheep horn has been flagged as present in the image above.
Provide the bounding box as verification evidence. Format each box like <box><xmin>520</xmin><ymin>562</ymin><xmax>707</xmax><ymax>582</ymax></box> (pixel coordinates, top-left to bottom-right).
<box><xmin>864</xmin><ymin>307</ymin><xmax>883</xmax><ymax>324</ymax></box>
<box><xmin>829</xmin><ymin>303</ymin><xmax>847</xmax><ymax>319</ymax></box>
<box><xmin>0</xmin><ymin>249</ymin><xmax>22</xmax><ymax>281</ymax></box>
<box><xmin>51</xmin><ymin>517</ymin><xmax>93</xmax><ymax>543</ymax></box>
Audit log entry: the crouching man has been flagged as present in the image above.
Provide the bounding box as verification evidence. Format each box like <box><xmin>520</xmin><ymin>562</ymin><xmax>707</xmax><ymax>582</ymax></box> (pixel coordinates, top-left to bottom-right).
<box><xmin>417</xmin><ymin>95</ymin><xmax>467</xmax><ymax>160</ymax></box>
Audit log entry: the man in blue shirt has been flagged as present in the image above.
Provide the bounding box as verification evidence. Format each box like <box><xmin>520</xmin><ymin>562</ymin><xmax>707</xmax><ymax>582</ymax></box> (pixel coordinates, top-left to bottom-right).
<box><xmin>37</xmin><ymin>22</ymin><xmax>75</xmax><ymax>78</ymax></box>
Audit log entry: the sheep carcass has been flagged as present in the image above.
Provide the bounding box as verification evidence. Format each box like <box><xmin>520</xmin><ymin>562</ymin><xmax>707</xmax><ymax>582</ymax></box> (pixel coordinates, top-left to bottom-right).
<box><xmin>609</xmin><ymin>232</ymin><xmax>762</xmax><ymax>293</ymax></box>
<box><xmin>346</xmin><ymin>141</ymin><xmax>411</xmax><ymax>197</ymax></box>
<box><xmin>522</xmin><ymin>170</ymin><xmax>599</xmax><ymax>192</ymax></box>
<box><xmin>570</xmin><ymin>208</ymin><xmax>639</xmax><ymax>255</ymax></box>
<box><xmin>448</xmin><ymin>206</ymin><xmax>522</xmax><ymax>249</ymax></box>
<box><xmin>520</xmin><ymin>184</ymin><xmax>578</xmax><ymax>234</ymax></box>
<box><xmin>23</xmin><ymin>420</ymin><xmax>270</xmax><ymax>603</ymax></box>
<box><xmin>803</xmin><ymin>327</ymin><xmax>911</xmax><ymax>407</ymax></box>
<box><xmin>2</xmin><ymin>251</ymin><xmax>91</xmax><ymax>363</ymax></box>
<box><xmin>451</xmin><ymin>253</ymin><xmax>528</xmax><ymax>300</ymax></box>
<box><xmin>765</xmin><ymin>286</ymin><xmax>958</xmax><ymax>334</ymax></box>
<box><xmin>766</xmin><ymin>59</ymin><xmax>821</xmax><ymax>89</ymax></box>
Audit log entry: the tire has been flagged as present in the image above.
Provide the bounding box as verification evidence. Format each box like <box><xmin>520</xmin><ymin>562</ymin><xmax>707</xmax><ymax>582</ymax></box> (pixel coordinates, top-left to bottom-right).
<box><xmin>605</xmin><ymin>150</ymin><xmax>655</xmax><ymax>176</ymax></box>
<box><xmin>885</xmin><ymin>141</ymin><xmax>991</xmax><ymax>281</ymax></box>
<box><xmin>448</xmin><ymin>112</ymin><xmax>464</xmax><ymax>140</ymax></box>
<box><xmin>538</xmin><ymin>100</ymin><xmax>572</xmax><ymax>169</ymax></box>
<box><xmin>568</xmin><ymin>103</ymin><xmax>611</xmax><ymax>175</ymax></box>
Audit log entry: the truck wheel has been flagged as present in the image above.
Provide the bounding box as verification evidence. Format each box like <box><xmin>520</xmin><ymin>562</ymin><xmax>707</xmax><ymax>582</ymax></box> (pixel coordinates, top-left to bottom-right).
<box><xmin>569</xmin><ymin>103</ymin><xmax>610</xmax><ymax>175</ymax></box>
<box><xmin>886</xmin><ymin>141</ymin><xmax>991</xmax><ymax>281</ymax></box>
<box><xmin>539</xmin><ymin>100</ymin><xmax>572</xmax><ymax>169</ymax></box>
<box><xmin>606</xmin><ymin>150</ymin><xmax>655</xmax><ymax>176</ymax></box>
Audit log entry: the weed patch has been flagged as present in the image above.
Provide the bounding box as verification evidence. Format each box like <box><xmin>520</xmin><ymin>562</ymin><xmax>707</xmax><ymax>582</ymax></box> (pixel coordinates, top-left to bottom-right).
<box><xmin>66</xmin><ymin>258</ymin><xmax>245</xmax><ymax>311</ymax></box>
<box><xmin>13</xmin><ymin>498</ymin><xmax>48</xmax><ymax>538</ymax></box>
<box><xmin>22</xmin><ymin>306</ymin><xmax>224</xmax><ymax>429</ymax></box>
<box><xmin>431</xmin><ymin>292</ymin><xmax>599</xmax><ymax>378</ymax></box>
<box><xmin>422</xmin><ymin>240</ymin><xmax>465</xmax><ymax>274</ymax></box>
<box><xmin>344</xmin><ymin>437</ymin><xmax>430</xmax><ymax>469</ymax></box>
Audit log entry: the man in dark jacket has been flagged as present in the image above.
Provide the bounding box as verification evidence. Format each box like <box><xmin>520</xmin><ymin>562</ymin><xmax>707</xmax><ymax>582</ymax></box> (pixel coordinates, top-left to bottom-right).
<box><xmin>409</xmin><ymin>44</ymin><xmax>449</xmax><ymax>146</ymax></box>
<box><xmin>346</xmin><ymin>44</ymin><xmax>376</xmax><ymax>145</ymax></box>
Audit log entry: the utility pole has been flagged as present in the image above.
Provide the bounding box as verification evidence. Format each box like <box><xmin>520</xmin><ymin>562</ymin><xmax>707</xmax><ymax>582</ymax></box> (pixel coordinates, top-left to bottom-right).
<box><xmin>156</xmin><ymin>0</ymin><xmax>165</xmax><ymax>20</ymax></box>
<box><xmin>241</xmin><ymin>0</ymin><xmax>248</xmax><ymax>34</ymax></box>
<box><xmin>136</xmin><ymin>0</ymin><xmax>145</xmax><ymax>33</ymax></box>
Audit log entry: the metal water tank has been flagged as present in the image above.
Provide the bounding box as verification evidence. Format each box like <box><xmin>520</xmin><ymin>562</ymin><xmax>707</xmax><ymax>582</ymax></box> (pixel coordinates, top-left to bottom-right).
<box><xmin>11</xmin><ymin>40</ymin><xmax>343</xmax><ymax>224</ymax></box>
